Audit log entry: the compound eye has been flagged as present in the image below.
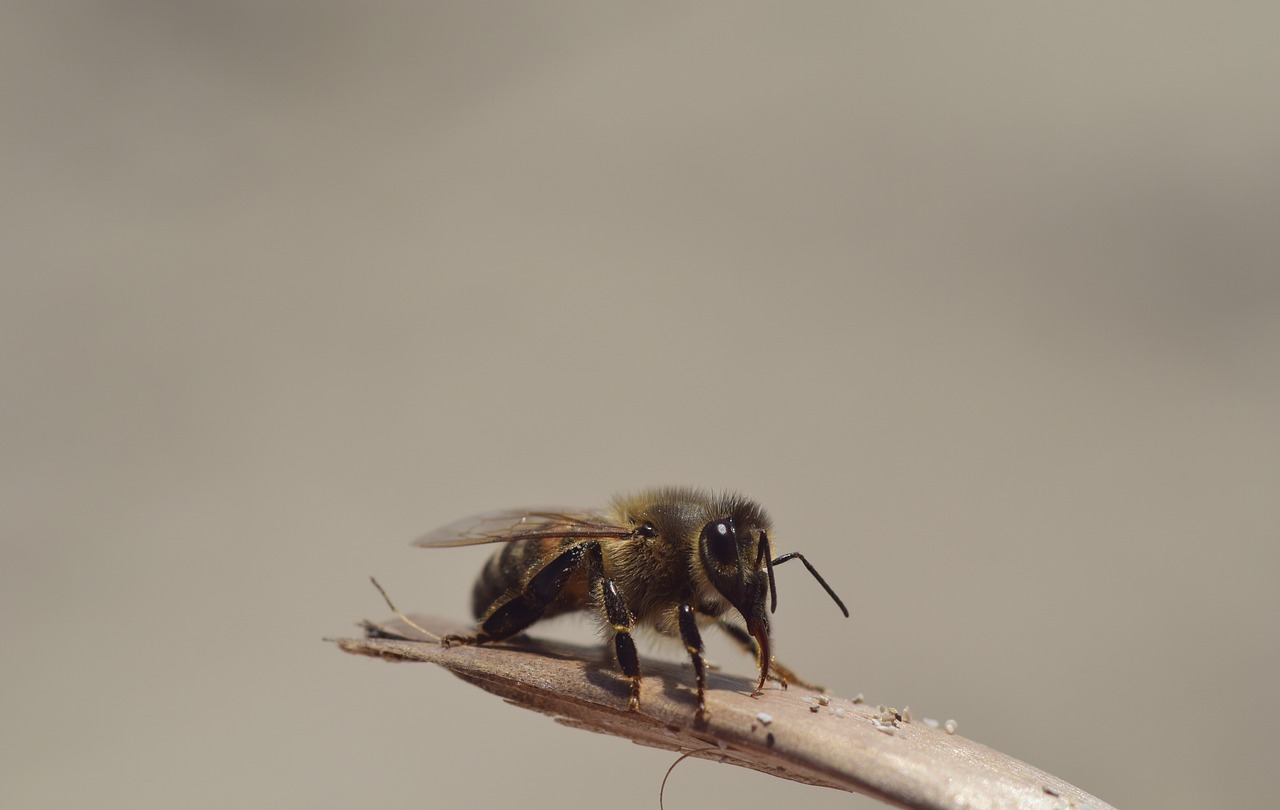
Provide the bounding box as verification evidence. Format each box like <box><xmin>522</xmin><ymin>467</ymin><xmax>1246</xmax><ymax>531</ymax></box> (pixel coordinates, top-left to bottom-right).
<box><xmin>703</xmin><ymin>518</ymin><xmax>738</xmax><ymax>566</ymax></box>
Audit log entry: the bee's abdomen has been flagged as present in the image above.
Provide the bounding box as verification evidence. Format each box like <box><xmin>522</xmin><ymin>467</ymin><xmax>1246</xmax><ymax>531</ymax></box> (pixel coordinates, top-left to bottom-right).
<box><xmin>471</xmin><ymin>538</ymin><xmax>566</xmax><ymax>620</ymax></box>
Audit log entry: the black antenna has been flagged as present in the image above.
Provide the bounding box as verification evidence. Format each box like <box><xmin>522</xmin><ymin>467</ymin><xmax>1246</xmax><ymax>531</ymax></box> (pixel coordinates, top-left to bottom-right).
<box><xmin>771</xmin><ymin>551</ymin><xmax>849</xmax><ymax>617</ymax></box>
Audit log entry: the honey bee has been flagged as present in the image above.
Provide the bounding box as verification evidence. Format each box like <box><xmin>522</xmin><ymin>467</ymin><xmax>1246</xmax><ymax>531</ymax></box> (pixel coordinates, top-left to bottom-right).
<box><xmin>412</xmin><ymin>488</ymin><xmax>848</xmax><ymax>716</ymax></box>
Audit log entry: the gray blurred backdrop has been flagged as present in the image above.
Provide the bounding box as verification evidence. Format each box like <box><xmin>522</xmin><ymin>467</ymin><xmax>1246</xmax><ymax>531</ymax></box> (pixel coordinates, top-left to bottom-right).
<box><xmin>3</xmin><ymin>4</ymin><xmax>1278</xmax><ymax>809</ymax></box>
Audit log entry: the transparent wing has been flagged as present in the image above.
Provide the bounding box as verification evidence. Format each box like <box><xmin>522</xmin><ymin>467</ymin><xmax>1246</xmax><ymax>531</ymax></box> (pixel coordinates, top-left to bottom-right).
<box><xmin>412</xmin><ymin>507</ymin><xmax>633</xmax><ymax>548</ymax></box>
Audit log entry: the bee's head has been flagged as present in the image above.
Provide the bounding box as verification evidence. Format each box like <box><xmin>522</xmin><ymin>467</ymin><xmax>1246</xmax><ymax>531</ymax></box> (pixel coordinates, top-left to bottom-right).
<box><xmin>699</xmin><ymin>520</ymin><xmax>770</xmax><ymax>614</ymax></box>
<box><xmin>696</xmin><ymin>497</ymin><xmax>777</xmax><ymax>669</ymax></box>
<box><xmin>693</xmin><ymin>493</ymin><xmax>850</xmax><ymax>691</ymax></box>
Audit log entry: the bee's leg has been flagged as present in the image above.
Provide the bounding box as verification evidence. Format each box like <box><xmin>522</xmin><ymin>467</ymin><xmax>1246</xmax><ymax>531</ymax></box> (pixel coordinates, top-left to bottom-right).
<box><xmin>586</xmin><ymin>542</ymin><xmax>642</xmax><ymax>711</ymax></box>
<box><xmin>677</xmin><ymin>602</ymin><xmax>709</xmax><ymax>717</ymax></box>
<box><xmin>716</xmin><ymin>619</ymin><xmax>825</xmax><ymax>692</ymax></box>
<box><xmin>599</xmin><ymin>572</ymin><xmax>642</xmax><ymax>712</ymax></box>
<box><xmin>446</xmin><ymin>541</ymin><xmax>594</xmax><ymax>647</ymax></box>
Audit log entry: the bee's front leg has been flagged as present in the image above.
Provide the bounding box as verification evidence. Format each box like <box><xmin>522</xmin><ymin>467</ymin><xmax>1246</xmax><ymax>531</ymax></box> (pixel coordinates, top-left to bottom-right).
<box><xmin>677</xmin><ymin>601</ymin><xmax>709</xmax><ymax>718</ymax></box>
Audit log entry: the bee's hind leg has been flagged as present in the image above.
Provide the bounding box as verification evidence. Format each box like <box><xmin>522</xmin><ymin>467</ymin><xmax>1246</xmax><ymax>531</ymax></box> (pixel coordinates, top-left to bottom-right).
<box><xmin>716</xmin><ymin>618</ymin><xmax>825</xmax><ymax>692</ymax></box>
<box><xmin>468</xmin><ymin>542</ymin><xmax>598</xmax><ymax>644</ymax></box>
<box><xmin>461</xmin><ymin>540</ymin><xmax>645</xmax><ymax>712</ymax></box>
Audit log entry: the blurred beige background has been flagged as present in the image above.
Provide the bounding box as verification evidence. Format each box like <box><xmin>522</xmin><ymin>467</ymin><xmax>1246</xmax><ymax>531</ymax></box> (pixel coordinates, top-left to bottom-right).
<box><xmin>3</xmin><ymin>4</ymin><xmax>1278</xmax><ymax>809</ymax></box>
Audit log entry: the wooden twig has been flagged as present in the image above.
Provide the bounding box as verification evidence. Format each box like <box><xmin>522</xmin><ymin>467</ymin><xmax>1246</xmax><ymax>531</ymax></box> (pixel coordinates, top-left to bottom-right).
<box><xmin>334</xmin><ymin>614</ymin><xmax>1114</xmax><ymax>810</ymax></box>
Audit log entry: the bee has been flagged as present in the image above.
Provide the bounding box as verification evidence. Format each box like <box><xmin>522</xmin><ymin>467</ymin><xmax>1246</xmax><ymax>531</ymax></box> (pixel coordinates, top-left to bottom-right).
<box><xmin>413</xmin><ymin>488</ymin><xmax>849</xmax><ymax>716</ymax></box>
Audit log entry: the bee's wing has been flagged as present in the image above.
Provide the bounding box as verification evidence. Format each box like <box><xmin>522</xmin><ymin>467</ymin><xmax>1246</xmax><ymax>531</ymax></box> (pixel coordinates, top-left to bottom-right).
<box><xmin>412</xmin><ymin>508</ymin><xmax>633</xmax><ymax>548</ymax></box>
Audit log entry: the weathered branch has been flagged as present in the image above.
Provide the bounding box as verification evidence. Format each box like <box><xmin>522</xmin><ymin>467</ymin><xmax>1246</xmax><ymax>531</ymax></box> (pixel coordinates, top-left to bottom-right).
<box><xmin>333</xmin><ymin>615</ymin><xmax>1113</xmax><ymax>810</ymax></box>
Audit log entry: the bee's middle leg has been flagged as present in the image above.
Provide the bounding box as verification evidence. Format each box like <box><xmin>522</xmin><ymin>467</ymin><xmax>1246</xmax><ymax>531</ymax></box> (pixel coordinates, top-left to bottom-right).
<box><xmin>594</xmin><ymin>548</ymin><xmax>642</xmax><ymax>711</ymax></box>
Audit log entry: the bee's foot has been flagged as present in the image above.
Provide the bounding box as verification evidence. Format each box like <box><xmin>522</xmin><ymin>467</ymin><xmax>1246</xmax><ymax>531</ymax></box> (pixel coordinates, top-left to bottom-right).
<box><xmin>623</xmin><ymin>674</ymin><xmax>643</xmax><ymax>713</ymax></box>
<box><xmin>769</xmin><ymin>658</ymin><xmax>824</xmax><ymax>692</ymax></box>
<box><xmin>440</xmin><ymin>633</ymin><xmax>480</xmax><ymax>648</ymax></box>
